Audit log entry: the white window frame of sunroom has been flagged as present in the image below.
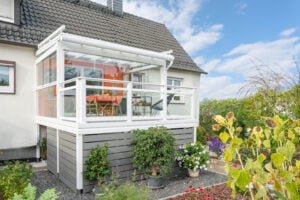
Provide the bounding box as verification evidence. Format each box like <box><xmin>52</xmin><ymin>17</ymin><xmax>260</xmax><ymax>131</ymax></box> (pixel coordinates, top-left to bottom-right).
<box><xmin>35</xmin><ymin>25</ymin><xmax>175</xmax><ymax>122</ymax></box>
<box><xmin>0</xmin><ymin>0</ymin><xmax>14</xmax><ymax>23</ymax></box>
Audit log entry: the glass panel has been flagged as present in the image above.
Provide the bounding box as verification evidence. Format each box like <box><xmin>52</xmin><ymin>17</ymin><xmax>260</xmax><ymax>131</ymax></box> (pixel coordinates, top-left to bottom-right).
<box><xmin>63</xmin><ymin>88</ymin><xmax>76</xmax><ymax>117</ymax></box>
<box><xmin>38</xmin><ymin>85</ymin><xmax>57</xmax><ymax>117</ymax></box>
<box><xmin>132</xmin><ymin>92</ymin><xmax>160</xmax><ymax>117</ymax></box>
<box><xmin>174</xmin><ymin>80</ymin><xmax>181</xmax><ymax>86</ymax></box>
<box><xmin>37</xmin><ymin>53</ymin><xmax>57</xmax><ymax>85</ymax></box>
<box><xmin>86</xmin><ymin>88</ymin><xmax>127</xmax><ymax>117</ymax></box>
<box><xmin>167</xmin><ymin>92</ymin><xmax>192</xmax><ymax>117</ymax></box>
<box><xmin>0</xmin><ymin>66</ymin><xmax>9</xmax><ymax>86</ymax></box>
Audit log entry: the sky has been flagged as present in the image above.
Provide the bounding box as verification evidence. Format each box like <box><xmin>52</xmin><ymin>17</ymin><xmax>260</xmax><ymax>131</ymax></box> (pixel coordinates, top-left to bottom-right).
<box><xmin>93</xmin><ymin>0</ymin><xmax>300</xmax><ymax>100</ymax></box>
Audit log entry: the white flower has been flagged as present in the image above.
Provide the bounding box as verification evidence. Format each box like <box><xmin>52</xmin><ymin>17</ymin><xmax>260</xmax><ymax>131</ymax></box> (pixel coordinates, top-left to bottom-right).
<box><xmin>204</xmin><ymin>167</ymin><xmax>207</xmax><ymax>170</ymax></box>
<box><xmin>206</xmin><ymin>160</ymin><xmax>210</xmax><ymax>164</ymax></box>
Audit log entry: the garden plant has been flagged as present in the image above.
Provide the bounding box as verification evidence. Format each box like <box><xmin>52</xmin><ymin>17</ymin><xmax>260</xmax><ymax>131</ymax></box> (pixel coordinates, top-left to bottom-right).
<box><xmin>0</xmin><ymin>161</ymin><xmax>33</xmax><ymax>199</ymax></box>
<box><xmin>213</xmin><ymin>112</ymin><xmax>300</xmax><ymax>199</ymax></box>
<box><xmin>13</xmin><ymin>183</ymin><xmax>59</xmax><ymax>200</ymax></box>
<box><xmin>132</xmin><ymin>126</ymin><xmax>176</xmax><ymax>187</ymax></box>
<box><xmin>83</xmin><ymin>144</ymin><xmax>111</xmax><ymax>188</ymax></box>
<box><xmin>177</xmin><ymin>142</ymin><xmax>210</xmax><ymax>177</ymax></box>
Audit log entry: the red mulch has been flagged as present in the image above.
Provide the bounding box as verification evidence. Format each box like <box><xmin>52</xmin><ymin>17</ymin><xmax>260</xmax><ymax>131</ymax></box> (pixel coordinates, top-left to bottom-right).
<box><xmin>166</xmin><ymin>183</ymin><xmax>251</xmax><ymax>200</ymax></box>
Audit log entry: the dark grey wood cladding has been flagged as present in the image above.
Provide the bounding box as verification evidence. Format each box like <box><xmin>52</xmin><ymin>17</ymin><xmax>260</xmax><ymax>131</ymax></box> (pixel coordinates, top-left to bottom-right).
<box><xmin>82</xmin><ymin>127</ymin><xmax>193</xmax><ymax>192</ymax></box>
<box><xmin>47</xmin><ymin>127</ymin><xmax>57</xmax><ymax>175</ymax></box>
<box><xmin>59</xmin><ymin>131</ymin><xmax>77</xmax><ymax>191</ymax></box>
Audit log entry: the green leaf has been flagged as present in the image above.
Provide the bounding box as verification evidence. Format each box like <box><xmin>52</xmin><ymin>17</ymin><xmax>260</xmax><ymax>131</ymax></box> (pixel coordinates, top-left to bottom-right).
<box><xmin>219</xmin><ymin>132</ymin><xmax>230</xmax><ymax>143</ymax></box>
<box><xmin>264</xmin><ymin>162</ymin><xmax>273</xmax><ymax>173</ymax></box>
<box><xmin>224</xmin><ymin>148</ymin><xmax>233</xmax><ymax>161</ymax></box>
<box><xmin>263</xmin><ymin>140</ymin><xmax>270</xmax><ymax>149</ymax></box>
<box><xmin>257</xmin><ymin>153</ymin><xmax>266</xmax><ymax>164</ymax></box>
<box><xmin>286</xmin><ymin>183</ymin><xmax>300</xmax><ymax>199</ymax></box>
<box><xmin>271</xmin><ymin>153</ymin><xmax>285</xmax><ymax>167</ymax></box>
<box><xmin>282</xmin><ymin>140</ymin><xmax>295</xmax><ymax>161</ymax></box>
<box><xmin>236</xmin><ymin>170</ymin><xmax>251</xmax><ymax>190</ymax></box>
<box><xmin>273</xmin><ymin>191</ymin><xmax>287</xmax><ymax>200</ymax></box>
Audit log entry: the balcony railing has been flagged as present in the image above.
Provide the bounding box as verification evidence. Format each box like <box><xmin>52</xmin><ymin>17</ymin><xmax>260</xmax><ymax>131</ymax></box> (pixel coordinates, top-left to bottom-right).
<box><xmin>55</xmin><ymin>77</ymin><xmax>196</xmax><ymax>123</ymax></box>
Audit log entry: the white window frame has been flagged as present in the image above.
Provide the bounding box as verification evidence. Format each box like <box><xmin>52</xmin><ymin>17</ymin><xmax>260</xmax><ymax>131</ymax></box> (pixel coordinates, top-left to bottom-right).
<box><xmin>132</xmin><ymin>73</ymin><xmax>144</xmax><ymax>89</ymax></box>
<box><xmin>0</xmin><ymin>60</ymin><xmax>16</xmax><ymax>94</ymax></box>
<box><xmin>167</xmin><ymin>77</ymin><xmax>184</xmax><ymax>103</ymax></box>
<box><xmin>0</xmin><ymin>0</ymin><xmax>14</xmax><ymax>23</ymax></box>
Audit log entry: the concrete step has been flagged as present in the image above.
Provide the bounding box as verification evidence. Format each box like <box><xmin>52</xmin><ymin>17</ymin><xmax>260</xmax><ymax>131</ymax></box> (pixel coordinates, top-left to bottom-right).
<box><xmin>30</xmin><ymin>161</ymin><xmax>47</xmax><ymax>172</ymax></box>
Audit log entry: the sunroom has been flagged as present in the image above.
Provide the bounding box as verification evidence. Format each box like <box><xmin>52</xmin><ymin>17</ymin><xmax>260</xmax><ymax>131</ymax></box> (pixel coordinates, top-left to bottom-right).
<box><xmin>36</xmin><ymin>26</ymin><xmax>197</xmax><ymax>192</ymax></box>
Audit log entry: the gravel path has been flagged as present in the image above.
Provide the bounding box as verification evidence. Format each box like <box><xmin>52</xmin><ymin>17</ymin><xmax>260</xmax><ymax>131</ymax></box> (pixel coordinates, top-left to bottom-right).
<box><xmin>31</xmin><ymin>169</ymin><xmax>227</xmax><ymax>200</ymax></box>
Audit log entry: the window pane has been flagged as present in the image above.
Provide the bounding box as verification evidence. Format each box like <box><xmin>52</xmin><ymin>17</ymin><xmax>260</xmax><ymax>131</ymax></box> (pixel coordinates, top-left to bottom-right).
<box><xmin>174</xmin><ymin>80</ymin><xmax>181</xmax><ymax>86</ymax></box>
<box><xmin>37</xmin><ymin>53</ymin><xmax>57</xmax><ymax>85</ymax></box>
<box><xmin>0</xmin><ymin>0</ymin><xmax>13</xmax><ymax>19</ymax></box>
<box><xmin>167</xmin><ymin>79</ymin><xmax>172</xmax><ymax>86</ymax></box>
<box><xmin>0</xmin><ymin>66</ymin><xmax>10</xmax><ymax>86</ymax></box>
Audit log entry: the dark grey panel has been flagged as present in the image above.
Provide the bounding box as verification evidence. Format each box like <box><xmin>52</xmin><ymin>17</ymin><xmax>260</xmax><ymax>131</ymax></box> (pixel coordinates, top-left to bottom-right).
<box><xmin>47</xmin><ymin>128</ymin><xmax>57</xmax><ymax>175</ymax></box>
<box><xmin>59</xmin><ymin>131</ymin><xmax>77</xmax><ymax>192</ymax></box>
<box><xmin>0</xmin><ymin>146</ymin><xmax>36</xmax><ymax>161</ymax></box>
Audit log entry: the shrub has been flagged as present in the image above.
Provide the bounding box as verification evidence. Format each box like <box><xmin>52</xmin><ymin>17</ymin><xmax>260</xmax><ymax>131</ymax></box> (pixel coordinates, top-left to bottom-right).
<box><xmin>99</xmin><ymin>182</ymin><xmax>150</xmax><ymax>200</ymax></box>
<box><xmin>12</xmin><ymin>183</ymin><xmax>59</xmax><ymax>200</ymax></box>
<box><xmin>0</xmin><ymin>161</ymin><xmax>33</xmax><ymax>199</ymax></box>
<box><xmin>83</xmin><ymin>144</ymin><xmax>111</xmax><ymax>186</ymax></box>
<box><xmin>132</xmin><ymin>127</ymin><xmax>176</xmax><ymax>176</ymax></box>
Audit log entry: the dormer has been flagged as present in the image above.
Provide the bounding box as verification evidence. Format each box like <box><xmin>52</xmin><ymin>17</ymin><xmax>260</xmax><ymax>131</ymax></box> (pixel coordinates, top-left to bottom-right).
<box><xmin>0</xmin><ymin>0</ymin><xmax>21</xmax><ymax>24</ymax></box>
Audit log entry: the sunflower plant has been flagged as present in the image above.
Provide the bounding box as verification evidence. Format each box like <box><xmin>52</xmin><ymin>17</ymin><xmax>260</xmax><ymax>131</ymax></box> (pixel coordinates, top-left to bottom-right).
<box><xmin>213</xmin><ymin>112</ymin><xmax>300</xmax><ymax>200</ymax></box>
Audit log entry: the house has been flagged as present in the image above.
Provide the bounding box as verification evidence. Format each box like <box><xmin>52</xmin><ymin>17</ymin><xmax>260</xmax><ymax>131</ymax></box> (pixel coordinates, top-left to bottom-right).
<box><xmin>0</xmin><ymin>0</ymin><xmax>206</xmax><ymax>192</ymax></box>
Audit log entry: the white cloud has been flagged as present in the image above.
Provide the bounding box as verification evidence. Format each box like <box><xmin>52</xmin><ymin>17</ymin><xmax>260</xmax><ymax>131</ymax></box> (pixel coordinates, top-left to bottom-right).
<box><xmin>234</xmin><ymin>2</ymin><xmax>247</xmax><ymax>15</ymax></box>
<box><xmin>279</xmin><ymin>28</ymin><xmax>297</xmax><ymax>37</ymax></box>
<box><xmin>201</xmin><ymin>30</ymin><xmax>300</xmax><ymax>100</ymax></box>
<box><xmin>200</xmin><ymin>76</ymin><xmax>244</xmax><ymax>100</ymax></box>
<box><xmin>93</xmin><ymin>0</ymin><xmax>223</xmax><ymax>55</ymax></box>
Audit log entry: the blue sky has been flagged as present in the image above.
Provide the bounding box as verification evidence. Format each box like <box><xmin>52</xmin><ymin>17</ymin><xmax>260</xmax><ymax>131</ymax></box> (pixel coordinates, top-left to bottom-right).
<box><xmin>94</xmin><ymin>0</ymin><xmax>300</xmax><ymax>100</ymax></box>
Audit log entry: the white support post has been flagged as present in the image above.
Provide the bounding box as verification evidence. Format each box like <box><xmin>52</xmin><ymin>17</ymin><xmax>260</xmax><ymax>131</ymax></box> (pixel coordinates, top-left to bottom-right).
<box><xmin>56</xmin><ymin>41</ymin><xmax>64</xmax><ymax>119</ymax></box>
<box><xmin>35</xmin><ymin>125</ymin><xmax>40</xmax><ymax>160</ymax></box>
<box><xmin>56</xmin><ymin>129</ymin><xmax>60</xmax><ymax>174</ymax></box>
<box><xmin>76</xmin><ymin>78</ymin><xmax>86</xmax><ymax>124</ymax></box>
<box><xmin>193</xmin><ymin>126</ymin><xmax>197</xmax><ymax>142</ymax></box>
<box><xmin>76</xmin><ymin>134</ymin><xmax>83</xmax><ymax>190</ymax></box>
<box><xmin>160</xmin><ymin>63</ymin><xmax>167</xmax><ymax>121</ymax></box>
<box><xmin>127</xmin><ymin>82</ymin><xmax>132</xmax><ymax>122</ymax></box>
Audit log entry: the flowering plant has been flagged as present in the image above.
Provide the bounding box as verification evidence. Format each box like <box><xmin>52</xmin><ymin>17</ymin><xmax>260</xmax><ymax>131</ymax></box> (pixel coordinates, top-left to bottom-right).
<box><xmin>208</xmin><ymin>136</ymin><xmax>225</xmax><ymax>159</ymax></box>
<box><xmin>183</xmin><ymin>185</ymin><xmax>211</xmax><ymax>200</ymax></box>
<box><xmin>177</xmin><ymin>142</ymin><xmax>210</xmax><ymax>170</ymax></box>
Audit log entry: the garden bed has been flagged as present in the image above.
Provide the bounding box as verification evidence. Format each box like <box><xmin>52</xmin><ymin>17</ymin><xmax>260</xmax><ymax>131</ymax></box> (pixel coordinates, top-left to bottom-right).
<box><xmin>165</xmin><ymin>183</ymin><xmax>250</xmax><ymax>200</ymax></box>
<box><xmin>31</xmin><ymin>169</ymin><xmax>227</xmax><ymax>199</ymax></box>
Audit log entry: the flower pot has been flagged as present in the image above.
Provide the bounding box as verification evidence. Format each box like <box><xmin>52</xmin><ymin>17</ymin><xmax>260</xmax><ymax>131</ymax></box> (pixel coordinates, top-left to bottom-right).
<box><xmin>148</xmin><ymin>175</ymin><xmax>164</xmax><ymax>189</ymax></box>
<box><xmin>188</xmin><ymin>168</ymin><xmax>199</xmax><ymax>178</ymax></box>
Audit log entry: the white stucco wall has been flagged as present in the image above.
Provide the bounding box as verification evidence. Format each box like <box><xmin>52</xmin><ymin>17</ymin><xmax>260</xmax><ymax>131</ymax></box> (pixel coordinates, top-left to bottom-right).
<box><xmin>142</xmin><ymin>67</ymin><xmax>201</xmax><ymax>119</ymax></box>
<box><xmin>167</xmin><ymin>69</ymin><xmax>201</xmax><ymax>120</ymax></box>
<box><xmin>0</xmin><ymin>43</ymin><xmax>36</xmax><ymax>149</ymax></box>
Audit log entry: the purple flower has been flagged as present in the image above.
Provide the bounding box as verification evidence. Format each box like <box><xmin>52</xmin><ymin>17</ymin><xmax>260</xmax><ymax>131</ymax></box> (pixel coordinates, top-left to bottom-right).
<box><xmin>208</xmin><ymin>136</ymin><xmax>225</xmax><ymax>157</ymax></box>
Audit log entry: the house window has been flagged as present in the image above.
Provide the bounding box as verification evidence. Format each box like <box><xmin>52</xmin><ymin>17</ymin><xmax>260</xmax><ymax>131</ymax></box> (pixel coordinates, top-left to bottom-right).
<box><xmin>132</xmin><ymin>73</ymin><xmax>144</xmax><ymax>89</ymax></box>
<box><xmin>167</xmin><ymin>77</ymin><xmax>183</xmax><ymax>103</ymax></box>
<box><xmin>0</xmin><ymin>0</ymin><xmax>14</xmax><ymax>23</ymax></box>
<box><xmin>0</xmin><ymin>60</ymin><xmax>15</xmax><ymax>94</ymax></box>
<box><xmin>37</xmin><ymin>53</ymin><xmax>57</xmax><ymax>85</ymax></box>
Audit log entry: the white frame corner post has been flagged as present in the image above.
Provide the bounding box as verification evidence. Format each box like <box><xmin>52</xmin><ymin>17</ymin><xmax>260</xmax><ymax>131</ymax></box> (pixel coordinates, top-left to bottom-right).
<box><xmin>76</xmin><ymin>133</ymin><xmax>83</xmax><ymax>190</ymax></box>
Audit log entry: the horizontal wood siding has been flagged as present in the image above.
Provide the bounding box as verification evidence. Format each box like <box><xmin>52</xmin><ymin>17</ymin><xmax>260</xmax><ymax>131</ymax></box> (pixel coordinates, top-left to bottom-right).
<box><xmin>59</xmin><ymin>131</ymin><xmax>77</xmax><ymax>191</ymax></box>
<box><xmin>82</xmin><ymin>127</ymin><xmax>193</xmax><ymax>192</ymax></box>
<box><xmin>47</xmin><ymin>128</ymin><xmax>57</xmax><ymax>175</ymax></box>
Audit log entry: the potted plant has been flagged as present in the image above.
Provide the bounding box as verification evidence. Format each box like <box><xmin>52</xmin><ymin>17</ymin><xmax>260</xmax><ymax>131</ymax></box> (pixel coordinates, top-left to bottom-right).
<box><xmin>132</xmin><ymin>127</ymin><xmax>176</xmax><ymax>189</ymax></box>
<box><xmin>177</xmin><ymin>142</ymin><xmax>210</xmax><ymax>178</ymax></box>
<box><xmin>83</xmin><ymin>144</ymin><xmax>111</xmax><ymax>193</ymax></box>
<box><xmin>40</xmin><ymin>137</ymin><xmax>47</xmax><ymax>161</ymax></box>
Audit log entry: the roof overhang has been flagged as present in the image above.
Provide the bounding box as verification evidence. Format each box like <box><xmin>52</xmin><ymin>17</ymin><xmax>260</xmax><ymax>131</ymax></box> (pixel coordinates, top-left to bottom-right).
<box><xmin>36</xmin><ymin>25</ymin><xmax>174</xmax><ymax>72</ymax></box>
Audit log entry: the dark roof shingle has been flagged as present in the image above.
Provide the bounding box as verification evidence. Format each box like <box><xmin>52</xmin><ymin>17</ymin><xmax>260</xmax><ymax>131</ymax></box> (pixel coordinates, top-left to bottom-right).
<box><xmin>0</xmin><ymin>0</ymin><xmax>206</xmax><ymax>73</ymax></box>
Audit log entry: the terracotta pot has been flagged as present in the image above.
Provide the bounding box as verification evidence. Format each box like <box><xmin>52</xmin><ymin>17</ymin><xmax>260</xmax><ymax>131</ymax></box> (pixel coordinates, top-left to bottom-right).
<box><xmin>188</xmin><ymin>168</ymin><xmax>199</xmax><ymax>178</ymax></box>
